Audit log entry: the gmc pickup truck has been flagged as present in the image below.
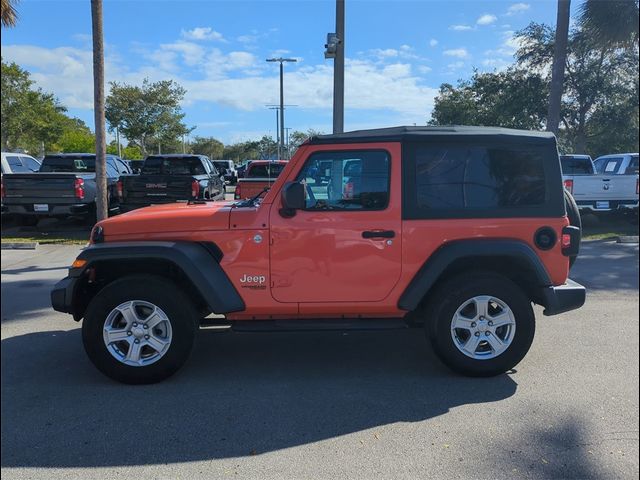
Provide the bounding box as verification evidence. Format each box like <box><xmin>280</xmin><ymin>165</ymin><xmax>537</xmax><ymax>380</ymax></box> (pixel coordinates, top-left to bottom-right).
<box><xmin>117</xmin><ymin>154</ymin><xmax>225</xmax><ymax>213</ymax></box>
<box><xmin>560</xmin><ymin>154</ymin><xmax>639</xmax><ymax>212</ymax></box>
<box><xmin>234</xmin><ymin>160</ymin><xmax>287</xmax><ymax>200</ymax></box>
<box><xmin>1</xmin><ymin>153</ymin><xmax>131</xmax><ymax>224</ymax></box>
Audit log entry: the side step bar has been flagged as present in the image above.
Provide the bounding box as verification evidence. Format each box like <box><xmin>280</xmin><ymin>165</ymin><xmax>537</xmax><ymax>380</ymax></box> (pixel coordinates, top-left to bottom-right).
<box><xmin>200</xmin><ymin>318</ymin><xmax>411</xmax><ymax>332</ymax></box>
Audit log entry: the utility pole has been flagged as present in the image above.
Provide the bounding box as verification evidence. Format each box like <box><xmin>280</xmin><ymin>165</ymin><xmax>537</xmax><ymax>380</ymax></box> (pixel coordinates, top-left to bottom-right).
<box><xmin>334</xmin><ymin>0</ymin><xmax>345</xmax><ymax>133</ymax></box>
<box><xmin>116</xmin><ymin>125</ymin><xmax>121</xmax><ymax>157</ymax></box>
<box><xmin>91</xmin><ymin>0</ymin><xmax>108</xmax><ymax>222</ymax></box>
<box><xmin>285</xmin><ymin>127</ymin><xmax>292</xmax><ymax>159</ymax></box>
<box><xmin>266</xmin><ymin>57</ymin><xmax>297</xmax><ymax>158</ymax></box>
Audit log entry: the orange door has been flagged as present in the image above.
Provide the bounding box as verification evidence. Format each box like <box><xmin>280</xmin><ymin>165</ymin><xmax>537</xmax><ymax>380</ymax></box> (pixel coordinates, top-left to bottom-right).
<box><xmin>269</xmin><ymin>144</ymin><xmax>402</xmax><ymax>303</ymax></box>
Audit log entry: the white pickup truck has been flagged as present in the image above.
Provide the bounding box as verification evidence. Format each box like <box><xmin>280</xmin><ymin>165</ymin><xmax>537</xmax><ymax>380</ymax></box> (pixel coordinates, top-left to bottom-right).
<box><xmin>560</xmin><ymin>154</ymin><xmax>639</xmax><ymax>213</ymax></box>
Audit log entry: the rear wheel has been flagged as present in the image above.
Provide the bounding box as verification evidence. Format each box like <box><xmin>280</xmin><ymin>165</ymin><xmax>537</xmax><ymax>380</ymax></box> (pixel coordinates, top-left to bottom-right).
<box><xmin>82</xmin><ymin>275</ymin><xmax>197</xmax><ymax>384</ymax></box>
<box><xmin>425</xmin><ymin>272</ymin><xmax>535</xmax><ymax>377</ymax></box>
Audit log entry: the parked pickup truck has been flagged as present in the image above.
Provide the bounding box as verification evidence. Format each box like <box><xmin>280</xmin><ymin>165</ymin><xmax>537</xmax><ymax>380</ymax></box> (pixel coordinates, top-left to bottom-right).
<box><xmin>234</xmin><ymin>160</ymin><xmax>287</xmax><ymax>199</ymax></box>
<box><xmin>1</xmin><ymin>153</ymin><xmax>131</xmax><ymax>224</ymax></box>
<box><xmin>53</xmin><ymin>126</ymin><xmax>585</xmax><ymax>384</ymax></box>
<box><xmin>560</xmin><ymin>154</ymin><xmax>639</xmax><ymax>212</ymax></box>
<box><xmin>593</xmin><ymin>153</ymin><xmax>639</xmax><ymax>176</ymax></box>
<box><xmin>117</xmin><ymin>154</ymin><xmax>226</xmax><ymax>213</ymax></box>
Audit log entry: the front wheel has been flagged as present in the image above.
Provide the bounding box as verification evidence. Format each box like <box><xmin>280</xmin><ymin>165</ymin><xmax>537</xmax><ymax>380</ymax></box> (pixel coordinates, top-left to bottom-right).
<box><xmin>82</xmin><ymin>275</ymin><xmax>197</xmax><ymax>384</ymax></box>
<box><xmin>425</xmin><ymin>272</ymin><xmax>535</xmax><ymax>377</ymax></box>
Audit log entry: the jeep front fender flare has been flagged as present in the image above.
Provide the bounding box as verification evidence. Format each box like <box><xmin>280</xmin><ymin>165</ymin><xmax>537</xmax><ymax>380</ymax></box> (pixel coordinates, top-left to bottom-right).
<box><xmin>66</xmin><ymin>241</ymin><xmax>245</xmax><ymax>315</ymax></box>
<box><xmin>397</xmin><ymin>239</ymin><xmax>552</xmax><ymax>311</ymax></box>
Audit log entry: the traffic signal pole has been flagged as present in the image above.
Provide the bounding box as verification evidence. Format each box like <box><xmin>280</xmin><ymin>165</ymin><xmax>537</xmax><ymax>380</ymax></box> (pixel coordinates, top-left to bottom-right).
<box><xmin>333</xmin><ymin>0</ymin><xmax>345</xmax><ymax>134</ymax></box>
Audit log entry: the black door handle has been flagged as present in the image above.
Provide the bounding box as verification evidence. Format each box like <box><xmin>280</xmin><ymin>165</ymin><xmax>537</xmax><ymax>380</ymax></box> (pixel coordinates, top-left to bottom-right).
<box><xmin>362</xmin><ymin>230</ymin><xmax>395</xmax><ymax>239</ymax></box>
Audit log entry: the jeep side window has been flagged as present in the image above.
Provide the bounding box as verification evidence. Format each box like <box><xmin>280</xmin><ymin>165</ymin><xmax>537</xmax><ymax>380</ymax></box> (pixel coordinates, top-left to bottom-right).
<box><xmin>412</xmin><ymin>145</ymin><xmax>546</xmax><ymax>211</ymax></box>
<box><xmin>296</xmin><ymin>150</ymin><xmax>390</xmax><ymax>211</ymax></box>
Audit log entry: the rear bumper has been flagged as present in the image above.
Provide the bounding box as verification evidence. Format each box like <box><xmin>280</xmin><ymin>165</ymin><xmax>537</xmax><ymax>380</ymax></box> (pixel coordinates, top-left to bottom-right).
<box><xmin>540</xmin><ymin>279</ymin><xmax>586</xmax><ymax>316</ymax></box>
<box><xmin>576</xmin><ymin>200</ymin><xmax>639</xmax><ymax>212</ymax></box>
<box><xmin>2</xmin><ymin>203</ymin><xmax>93</xmax><ymax>216</ymax></box>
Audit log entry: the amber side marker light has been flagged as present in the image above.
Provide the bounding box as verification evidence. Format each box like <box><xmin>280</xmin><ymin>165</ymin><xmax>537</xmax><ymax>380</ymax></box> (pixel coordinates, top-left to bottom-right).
<box><xmin>71</xmin><ymin>259</ymin><xmax>87</xmax><ymax>269</ymax></box>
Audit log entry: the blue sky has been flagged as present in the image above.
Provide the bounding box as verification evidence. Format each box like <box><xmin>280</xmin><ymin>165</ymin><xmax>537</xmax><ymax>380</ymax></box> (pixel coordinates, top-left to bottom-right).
<box><xmin>1</xmin><ymin>0</ymin><xmax>582</xmax><ymax>145</ymax></box>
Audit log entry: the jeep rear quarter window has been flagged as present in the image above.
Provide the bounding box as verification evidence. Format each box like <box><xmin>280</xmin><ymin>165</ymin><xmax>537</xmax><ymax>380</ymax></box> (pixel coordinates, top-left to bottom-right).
<box><xmin>296</xmin><ymin>150</ymin><xmax>390</xmax><ymax>210</ymax></box>
<box><xmin>403</xmin><ymin>142</ymin><xmax>561</xmax><ymax>219</ymax></box>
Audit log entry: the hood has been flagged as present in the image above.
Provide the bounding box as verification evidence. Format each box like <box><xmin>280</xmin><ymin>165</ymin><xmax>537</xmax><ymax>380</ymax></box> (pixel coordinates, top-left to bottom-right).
<box><xmin>100</xmin><ymin>201</ymin><xmax>234</xmax><ymax>236</ymax></box>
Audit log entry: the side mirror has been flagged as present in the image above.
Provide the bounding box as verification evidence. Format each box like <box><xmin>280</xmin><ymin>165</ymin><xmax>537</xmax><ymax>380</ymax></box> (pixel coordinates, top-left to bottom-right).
<box><xmin>280</xmin><ymin>181</ymin><xmax>305</xmax><ymax>217</ymax></box>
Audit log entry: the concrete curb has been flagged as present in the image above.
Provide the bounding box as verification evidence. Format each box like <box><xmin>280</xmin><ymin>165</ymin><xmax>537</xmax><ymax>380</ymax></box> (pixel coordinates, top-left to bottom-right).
<box><xmin>617</xmin><ymin>236</ymin><xmax>639</xmax><ymax>244</ymax></box>
<box><xmin>1</xmin><ymin>242</ymin><xmax>39</xmax><ymax>250</ymax></box>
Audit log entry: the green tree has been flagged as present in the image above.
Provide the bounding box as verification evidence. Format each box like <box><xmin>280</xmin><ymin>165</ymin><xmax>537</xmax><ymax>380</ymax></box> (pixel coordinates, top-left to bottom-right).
<box><xmin>105</xmin><ymin>78</ymin><xmax>192</xmax><ymax>155</ymax></box>
<box><xmin>288</xmin><ymin>129</ymin><xmax>324</xmax><ymax>155</ymax></box>
<box><xmin>1</xmin><ymin>59</ymin><xmax>68</xmax><ymax>153</ymax></box>
<box><xmin>1</xmin><ymin>0</ymin><xmax>18</xmax><ymax>27</ymax></box>
<box><xmin>55</xmin><ymin>129</ymin><xmax>96</xmax><ymax>153</ymax></box>
<box><xmin>429</xmin><ymin>69</ymin><xmax>548</xmax><ymax>130</ymax></box>
<box><xmin>516</xmin><ymin>22</ymin><xmax>639</xmax><ymax>153</ymax></box>
<box><xmin>579</xmin><ymin>0</ymin><xmax>639</xmax><ymax>49</ymax></box>
<box><xmin>189</xmin><ymin>136</ymin><xmax>224</xmax><ymax>159</ymax></box>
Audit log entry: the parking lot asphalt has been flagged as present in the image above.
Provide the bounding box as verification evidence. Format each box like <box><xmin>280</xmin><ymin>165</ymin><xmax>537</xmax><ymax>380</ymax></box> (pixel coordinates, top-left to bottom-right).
<box><xmin>1</xmin><ymin>240</ymin><xmax>638</xmax><ymax>480</ymax></box>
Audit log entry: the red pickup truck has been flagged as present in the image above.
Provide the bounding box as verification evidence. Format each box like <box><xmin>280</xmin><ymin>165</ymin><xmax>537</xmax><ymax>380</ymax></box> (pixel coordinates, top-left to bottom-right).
<box><xmin>234</xmin><ymin>160</ymin><xmax>288</xmax><ymax>200</ymax></box>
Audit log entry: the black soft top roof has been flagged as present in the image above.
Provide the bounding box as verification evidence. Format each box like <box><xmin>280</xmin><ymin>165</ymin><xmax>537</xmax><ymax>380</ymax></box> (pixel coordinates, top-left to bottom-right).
<box><xmin>308</xmin><ymin>126</ymin><xmax>556</xmax><ymax>145</ymax></box>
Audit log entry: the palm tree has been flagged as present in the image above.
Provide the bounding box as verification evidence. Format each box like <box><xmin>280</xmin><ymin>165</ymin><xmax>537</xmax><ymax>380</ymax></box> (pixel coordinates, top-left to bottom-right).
<box><xmin>1</xmin><ymin>0</ymin><xmax>18</xmax><ymax>27</ymax></box>
<box><xmin>91</xmin><ymin>0</ymin><xmax>108</xmax><ymax>221</ymax></box>
<box><xmin>547</xmin><ymin>0</ymin><xmax>571</xmax><ymax>136</ymax></box>
<box><xmin>579</xmin><ymin>0</ymin><xmax>639</xmax><ymax>49</ymax></box>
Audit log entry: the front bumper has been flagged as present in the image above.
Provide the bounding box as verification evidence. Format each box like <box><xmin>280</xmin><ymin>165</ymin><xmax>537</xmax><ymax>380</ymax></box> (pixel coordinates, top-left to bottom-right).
<box><xmin>51</xmin><ymin>276</ymin><xmax>77</xmax><ymax>314</ymax></box>
<box><xmin>540</xmin><ymin>279</ymin><xmax>586</xmax><ymax>316</ymax></box>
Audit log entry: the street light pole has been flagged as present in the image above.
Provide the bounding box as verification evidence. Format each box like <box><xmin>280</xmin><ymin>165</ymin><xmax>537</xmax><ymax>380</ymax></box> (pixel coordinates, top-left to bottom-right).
<box><xmin>334</xmin><ymin>0</ymin><xmax>345</xmax><ymax>134</ymax></box>
<box><xmin>266</xmin><ymin>57</ymin><xmax>297</xmax><ymax>158</ymax></box>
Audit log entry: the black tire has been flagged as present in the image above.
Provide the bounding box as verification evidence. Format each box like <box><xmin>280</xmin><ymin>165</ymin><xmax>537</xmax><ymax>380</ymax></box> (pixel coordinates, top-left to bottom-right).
<box><xmin>564</xmin><ymin>189</ymin><xmax>582</xmax><ymax>268</ymax></box>
<box><xmin>425</xmin><ymin>272</ymin><xmax>535</xmax><ymax>377</ymax></box>
<box><xmin>82</xmin><ymin>275</ymin><xmax>197</xmax><ymax>384</ymax></box>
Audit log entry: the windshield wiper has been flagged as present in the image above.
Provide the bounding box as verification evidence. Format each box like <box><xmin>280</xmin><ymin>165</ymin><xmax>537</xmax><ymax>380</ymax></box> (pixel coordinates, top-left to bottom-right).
<box><xmin>233</xmin><ymin>186</ymin><xmax>270</xmax><ymax>208</ymax></box>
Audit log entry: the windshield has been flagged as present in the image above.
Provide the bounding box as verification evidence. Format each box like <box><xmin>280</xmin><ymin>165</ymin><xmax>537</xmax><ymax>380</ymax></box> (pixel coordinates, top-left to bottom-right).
<box><xmin>213</xmin><ymin>161</ymin><xmax>231</xmax><ymax>174</ymax></box>
<box><xmin>560</xmin><ymin>156</ymin><xmax>594</xmax><ymax>175</ymax></box>
<box><xmin>247</xmin><ymin>163</ymin><xmax>285</xmax><ymax>178</ymax></box>
<box><xmin>142</xmin><ymin>156</ymin><xmax>206</xmax><ymax>175</ymax></box>
<box><xmin>40</xmin><ymin>156</ymin><xmax>96</xmax><ymax>172</ymax></box>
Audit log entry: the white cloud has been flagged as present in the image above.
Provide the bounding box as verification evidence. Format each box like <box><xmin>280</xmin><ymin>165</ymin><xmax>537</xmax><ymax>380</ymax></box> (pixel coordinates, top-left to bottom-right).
<box><xmin>450</xmin><ymin>24</ymin><xmax>473</xmax><ymax>31</ymax></box>
<box><xmin>443</xmin><ymin>48</ymin><xmax>470</xmax><ymax>59</ymax></box>
<box><xmin>160</xmin><ymin>41</ymin><xmax>206</xmax><ymax>66</ymax></box>
<box><xmin>446</xmin><ymin>61</ymin><xmax>466</xmax><ymax>71</ymax></box>
<box><xmin>418</xmin><ymin>65</ymin><xmax>432</xmax><ymax>74</ymax></box>
<box><xmin>484</xmin><ymin>30</ymin><xmax>522</xmax><ymax>58</ymax></box>
<box><xmin>181</xmin><ymin>27</ymin><xmax>224</xmax><ymax>42</ymax></box>
<box><xmin>506</xmin><ymin>3</ymin><xmax>530</xmax><ymax>15</ymax></box>
<box><xmin>2</xmin><ymin>40</ymin><xmax>439</xmax><ymax>121</ymax></box>
<box><xmin>429</xmin><ymin>39</ymin><xmax>438</xmax><ymax>47</ymax></box>
<box><xmin>477</xmin><ymin>14</ymin><xmax>498</xmax><ymax>25</ymax></box>
<box><xmin>481</xmin><ymin>58</ymin><xmax>510</xmax><ymax>70</ymax></box>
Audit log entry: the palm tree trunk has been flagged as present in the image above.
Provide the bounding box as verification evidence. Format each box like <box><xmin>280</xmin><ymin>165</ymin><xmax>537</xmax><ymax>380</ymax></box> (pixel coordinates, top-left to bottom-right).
<box><xmin>547</xmin><ymin>0</ymin><xmax>571</xmax><ymax>136</ymax></box>
<box><xmin>91</xmin><ymin>0</ymin><xmax>108</xmax><ymax>222</ymax></box>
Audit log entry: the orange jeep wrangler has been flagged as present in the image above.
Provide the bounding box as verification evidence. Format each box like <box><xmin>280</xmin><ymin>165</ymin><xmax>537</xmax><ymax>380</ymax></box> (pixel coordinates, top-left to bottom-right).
<box><xmin>52</xmin><ymin>126</ymin><xmax>585</xmax><ymax>384</ymax></box>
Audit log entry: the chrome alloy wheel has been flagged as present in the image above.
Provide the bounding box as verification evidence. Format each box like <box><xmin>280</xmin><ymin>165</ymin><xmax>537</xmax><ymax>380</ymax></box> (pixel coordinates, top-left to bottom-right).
<box><xmin>450</xmin><ymin>295</ymin><xmax>516</xmax><ymax>360</ymax></box>
<box><xmin>103</xmin><ymin>300</ymin><xmax>173</xmax><ymax>367</ymax></box>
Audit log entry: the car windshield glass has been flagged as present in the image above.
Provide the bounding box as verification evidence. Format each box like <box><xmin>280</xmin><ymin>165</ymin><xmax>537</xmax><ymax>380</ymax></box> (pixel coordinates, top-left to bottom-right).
<box><xmin>39</xmin><ymin>156</ymin><xmax>95</xmax><ymax>172</ymax></box>
<box><xmin>560</xmin><ymin>156</ymin><xmax>593</xmax><ymax>174</ymax></box>
<box><xmin>247</xmin><ymin>163</ymin><xmax>285</xmax><ymax>178</ymax></box>
<box><xmin>142</xmin><ymin>157</ymin><xmax>206</xmax><ymax>175</ymax></box>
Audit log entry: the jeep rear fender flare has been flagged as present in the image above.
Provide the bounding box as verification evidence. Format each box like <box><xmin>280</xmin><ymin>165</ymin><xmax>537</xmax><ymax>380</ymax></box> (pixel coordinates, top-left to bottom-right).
<box><xmin>397</xmin><ymin>239</ymin><xmax>552</xmax><ymax>311</ymax></box>
<box><xmin>71</xmin><ymin>241</ymin><xmax>245</xmax><ymax>314</ymax></box>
